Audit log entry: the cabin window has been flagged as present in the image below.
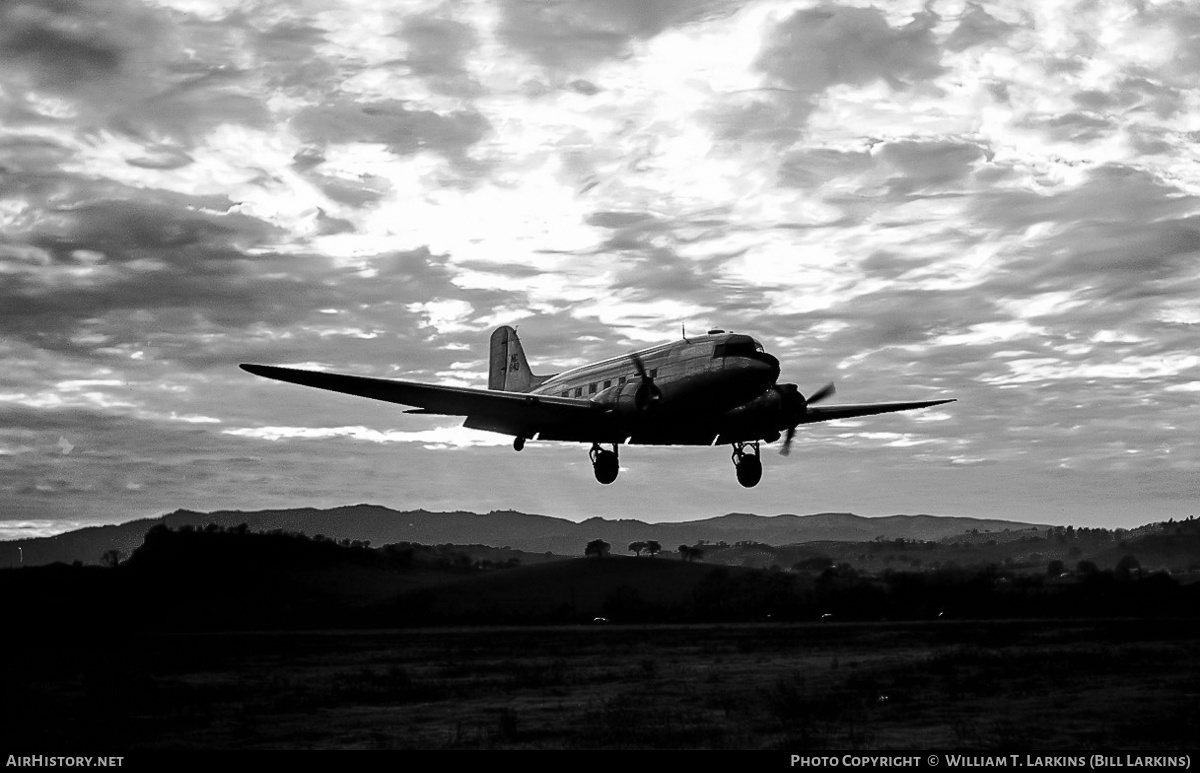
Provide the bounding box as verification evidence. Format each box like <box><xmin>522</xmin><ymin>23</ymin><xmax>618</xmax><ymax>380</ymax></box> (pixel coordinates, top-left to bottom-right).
<box><xmin>650</xmin><ymin>368</ymin><xmax>657</xmax><ymax>378</ymax></box>
<box><xmin>618</xmin><ymin>376</ymin><xmax>626</xmax><ymax>386</ymax></box>
<box><xmin>574</xmin><ymin>387</ymin><xmax>583</xmax><ymax>397</ymax></box>
<box><xmin>603</xmin><ymin>379</ymin><xmax>612</xmax><ymax>389</ymax></box>
<box><xmin>561</xmin><ymin>391</ymin><xmax>569</xmax><ymax>398</ymax></box>
<box><xmin>588</xmin><ymin>383</ymin><xmax>597</xmax><ymax>394</ymax></box>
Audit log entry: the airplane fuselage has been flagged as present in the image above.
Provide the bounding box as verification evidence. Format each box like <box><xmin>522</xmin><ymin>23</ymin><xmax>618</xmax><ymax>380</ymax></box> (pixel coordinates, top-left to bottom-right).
<box><xmin>491</xmin><ymin>331</ymin><xmax>783</xmax><ymax>445</ymax></box>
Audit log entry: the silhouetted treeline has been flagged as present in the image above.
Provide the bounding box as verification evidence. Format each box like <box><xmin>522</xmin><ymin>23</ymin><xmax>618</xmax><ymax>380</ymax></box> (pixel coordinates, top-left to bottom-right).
<box><xmin>126</xmin><ymin>522</ymin><xmax>381</xmax><ymax>571</ymax></box>
<box><xmin>665</xmin><ymin>563</ymin><xmax>1197</xmax><ymax>623</ymax></box>
<box><xmin>2</xmin><ymin>524</ymin><xmax>524</xmax><ymax>631</ymax></box>
<box><xmin>5</xmin><ymin>524</ymin><xmax>1199</xmax><ymax>631</ymax></box>
<box><xmin>573</xmin><ymin>563</ymin><xmax>1198</xmax><ymax>625</ymax></box>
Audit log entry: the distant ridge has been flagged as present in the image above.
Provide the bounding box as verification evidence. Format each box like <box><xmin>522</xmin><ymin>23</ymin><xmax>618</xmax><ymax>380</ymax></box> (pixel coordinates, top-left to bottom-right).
<box><xmin>0</xmin><ymin>505</ymin><xmax>1048</xmax><ymax>567</ymax></box>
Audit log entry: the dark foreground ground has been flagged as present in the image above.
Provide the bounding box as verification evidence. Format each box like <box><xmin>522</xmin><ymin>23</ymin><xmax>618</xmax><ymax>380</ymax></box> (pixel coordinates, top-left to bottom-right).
<box><xmin>7</xmin><ymin>618</ymin><xmax>1198</xmax><ymax>750</ymax></box>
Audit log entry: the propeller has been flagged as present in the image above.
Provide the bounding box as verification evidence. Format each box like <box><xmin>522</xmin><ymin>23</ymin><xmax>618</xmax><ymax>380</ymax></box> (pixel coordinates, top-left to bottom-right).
<box><xmin>779</xmin><ymin>382</ymin><xmax>835</xmax><ymax>456</ymax></box>
<box><xmin>631</xmin><ymin>353</ymin><xmax>663</xmax><ymax>411</ymax></box>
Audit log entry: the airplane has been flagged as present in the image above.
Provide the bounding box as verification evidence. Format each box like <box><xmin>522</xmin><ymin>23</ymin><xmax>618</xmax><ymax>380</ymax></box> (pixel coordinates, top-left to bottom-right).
<box><xmin>240</xmin><ymin>326</ymin><xmax>954</xmax><ymax>488</ymax></box>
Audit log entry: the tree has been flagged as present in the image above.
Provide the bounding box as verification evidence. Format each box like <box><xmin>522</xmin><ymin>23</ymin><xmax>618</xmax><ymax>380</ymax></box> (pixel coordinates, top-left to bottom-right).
<box><xmin>1115</xmin><ymin>554</ymin><xmax>1141</xmax><ymax>581</ymax></box>
<box><xmin>585</xmin><ymin>539</ymin><xmax>611</xmax><ymax>559</ymax></box>
<box><xmin>645</xmin><ymin>540</ymin><xmax>661</xmax><ymax>557</ymax></box>
<box><xmin>100</xmin><ymin>549</ymin><xmax>123</xmax><ymax>568</ymax></box>
<box><xmin>628</xmin><ymin>541</ymin><xmax>647</xmax><ymax>557</ymax></box>
<box><xmin>1046</xmin><ymin>559</ymin><xmax>1065</xmax><ymax>577</ymax></box>
<box><xmin>678</xmin><ymin>544</ymin><xmax>704</xmax><ymax>562</ymax></box>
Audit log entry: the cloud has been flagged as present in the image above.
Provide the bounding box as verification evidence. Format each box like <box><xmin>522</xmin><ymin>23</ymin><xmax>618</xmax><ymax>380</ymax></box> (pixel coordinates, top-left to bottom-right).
<box><xmin>498</xmin><ymin>0</ymin><xmax>727</xmax><ymax>72</ymax></box>
<box><xmin>944</xmin><ymin>2</ymin><xmax>1017</xmax><ymax>52</ymax></box>
<box><xmin>0</xmin><ymin>0</ymin><xmax>270</xmax><ymax>145</ymax></box>
<box><xmin>291</xmin><ymin>98</ymin><xmax>490</xmax><ymax>170</ymax></box>
<box><xmin>756</xmin><ymin>5</ymin><xmax>943</xmax><ymax>96</ymax></box>
<box><xmin>398</xmin><ymin>16</ymin><xmax>481</xmax><ymax>97</ymax></box>
<box><xmin>872</xmin><ymin>141</ymin><xmax>990</xmax><ymax>196</ymax></box>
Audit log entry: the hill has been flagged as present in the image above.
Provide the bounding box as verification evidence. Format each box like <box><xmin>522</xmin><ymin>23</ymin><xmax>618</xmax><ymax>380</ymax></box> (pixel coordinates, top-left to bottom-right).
<box><xmin>0</xmin><ymin>505</ymin><xmax>1047</xmax><ymax>567</ymax></box>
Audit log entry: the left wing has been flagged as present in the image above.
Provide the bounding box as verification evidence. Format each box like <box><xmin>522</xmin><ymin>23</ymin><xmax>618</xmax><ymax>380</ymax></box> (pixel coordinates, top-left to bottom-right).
<box><xmin>800</xmin><ymin>398</ymin><xmax>956</xmax><ymax>424</ymax></box>
<box><xmin>239</xmin><ymin>364</ymin><xmax>603</xmax><ymax>436</ymax></box>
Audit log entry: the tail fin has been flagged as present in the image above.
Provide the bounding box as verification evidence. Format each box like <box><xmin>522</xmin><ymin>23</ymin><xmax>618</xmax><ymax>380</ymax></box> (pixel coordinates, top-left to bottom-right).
<box><xmin>488</xmin><ymin>326</ymin><xmax>552</xmax><ymax>392</ymax></box>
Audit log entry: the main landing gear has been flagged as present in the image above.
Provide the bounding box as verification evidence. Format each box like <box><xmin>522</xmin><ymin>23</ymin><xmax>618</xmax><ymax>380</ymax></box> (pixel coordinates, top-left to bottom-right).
<box><xmin>590</xmin><ymin>442</ymin><xmax>620</xmax><ymax>484</ymax></box>
<box><xmin>732</xmin><ymin>441</ymin><xmax>762</xmax><ymax>488</ymax></box>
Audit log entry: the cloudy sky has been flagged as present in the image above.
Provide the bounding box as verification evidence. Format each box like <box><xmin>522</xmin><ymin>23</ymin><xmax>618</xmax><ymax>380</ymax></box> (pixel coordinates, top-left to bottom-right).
<box><xmin>3</xmin><ymin>0</ymin><xmax>1199</xmax><ymax>539</ymax></box>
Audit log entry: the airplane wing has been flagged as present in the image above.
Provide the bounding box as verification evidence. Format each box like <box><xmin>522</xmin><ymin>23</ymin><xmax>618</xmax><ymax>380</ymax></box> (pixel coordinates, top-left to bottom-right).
<box><xmin>239</xmin><ymin>364</ymin><xmax>603</xmax><ymax>436</ymax></box>
<box><xmin>800</xmin><ymin>398</ymin><xmax>956</xmax><ymax>424</ymax></box>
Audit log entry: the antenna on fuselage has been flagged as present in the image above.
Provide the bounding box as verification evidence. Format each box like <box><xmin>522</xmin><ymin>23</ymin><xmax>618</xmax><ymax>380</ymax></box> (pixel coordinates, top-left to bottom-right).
<box><xmin>681</xmin><ymin>323</ymin><xmax>689</xmax><ymax>342</ymax></box>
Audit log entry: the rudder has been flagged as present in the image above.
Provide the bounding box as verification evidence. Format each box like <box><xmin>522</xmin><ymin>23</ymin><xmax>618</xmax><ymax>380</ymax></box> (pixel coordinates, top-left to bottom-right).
<box><xmin>489</xmin><ymin>326</ymin><xmax>545</xmax><ymax>392</ymax></box>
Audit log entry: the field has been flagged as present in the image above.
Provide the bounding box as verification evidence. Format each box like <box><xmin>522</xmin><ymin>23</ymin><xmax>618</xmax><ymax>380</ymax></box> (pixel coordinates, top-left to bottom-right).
<box><xmin>7</xmin><ymin>618</ymin><xmax>1199</xmax><ymax>750</ymax></box>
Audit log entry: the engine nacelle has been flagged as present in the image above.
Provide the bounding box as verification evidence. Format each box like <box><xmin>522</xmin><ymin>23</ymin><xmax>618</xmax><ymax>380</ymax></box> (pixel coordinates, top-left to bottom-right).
<box><xmin>595</xmin><ymin>380</ymin><xmax>660</xmax><ymax>416</ymax></box>
<box><xmin>718</xmin><ymin>384</ymin><xmax>806</xmax><ymax>435</ymax></box>
<box><xmin>722</xmin><ymin>388</ymin><xmax>784</xmax><ymax>427</ymax></box>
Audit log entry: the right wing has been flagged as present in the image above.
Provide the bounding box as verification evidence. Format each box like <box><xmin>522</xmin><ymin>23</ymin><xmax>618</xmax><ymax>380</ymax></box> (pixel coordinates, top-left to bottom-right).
<box><xmin>800</xmin><ymin>398</ymin><xmax>956</xmax><ymax>424</ymax></box>
<box><xmin>240</xmin><ymin>364</ymin><xmax>602</xmax><ymax>436</ymax></box>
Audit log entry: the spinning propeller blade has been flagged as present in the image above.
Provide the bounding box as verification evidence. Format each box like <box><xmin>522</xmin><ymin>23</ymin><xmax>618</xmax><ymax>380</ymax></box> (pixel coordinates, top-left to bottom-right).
<box><xmin>780</xmin><ymin>382</ymin><xmax>835</xmax><ymax>456</ymax></box>
<box><xmin>630</xmin><ymin>353</ymin><xmax>662</xmax><ymax>410</ymax></box>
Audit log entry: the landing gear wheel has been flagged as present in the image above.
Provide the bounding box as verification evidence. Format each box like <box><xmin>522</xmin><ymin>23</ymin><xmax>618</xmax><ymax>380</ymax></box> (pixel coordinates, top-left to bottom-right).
<box><xmin>590</xmin><ymin>443</ymin><xmax>620</xmax><ymax>484</ymax></box>
<box><xmin>735</xmin><ymin>455</ymin><xmax>762</xmax><ymax>488</ymax></box>
<box><xmin>732</xmin><ymin>441</ymin><xmax>762</xmax><ymax>488</ymax></box>
<box><xmin>513</xmin><ymin>436</ymin><xmax>526</xmax><ymax>452</ymax></box>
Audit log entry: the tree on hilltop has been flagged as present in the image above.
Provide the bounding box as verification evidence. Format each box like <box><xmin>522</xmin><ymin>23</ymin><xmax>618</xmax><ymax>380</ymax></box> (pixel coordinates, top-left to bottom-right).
<box><xmin>585</xmin><ymin>539</ymin><xmax>611</xmax><ymax>559</ymax></box>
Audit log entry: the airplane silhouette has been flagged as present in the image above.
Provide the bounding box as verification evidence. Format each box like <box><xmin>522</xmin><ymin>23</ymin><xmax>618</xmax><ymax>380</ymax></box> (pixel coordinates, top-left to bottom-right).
<box><xmin>241</xmin><ymin>326</ymin><xmax>954</xmax><ymax>487</ymax></box>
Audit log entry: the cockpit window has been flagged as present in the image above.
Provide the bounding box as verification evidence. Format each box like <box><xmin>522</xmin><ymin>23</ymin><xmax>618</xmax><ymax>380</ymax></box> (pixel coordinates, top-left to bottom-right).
<box><xmin>713</xmin><ymin>335</ymin><xmax>764</xmax><ymax>359</ymax></box>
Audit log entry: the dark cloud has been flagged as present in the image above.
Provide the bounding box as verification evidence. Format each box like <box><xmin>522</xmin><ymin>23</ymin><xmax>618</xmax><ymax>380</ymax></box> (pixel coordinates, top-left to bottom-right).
<box><xmin>1118</xmin><ymin>75</ymin><xmax>1185</xmax><ymax>119</ymax></box>
<box><xmin>706</xmin><ymin>97</ymin><xmax>810</xmax><ymax>146</ymax></box>
<box><xmin>398</xmin><ymin>16</ymin><xmax>481</xmax><ymax>97</ymax></box>
<box><xmin>290</xmin><ymin>149</ymin><xmax>392</xmax><ymax>207</ymax></box>
<box><xmin>777</xmin><ymin>148</ymin><xmax>872</xmax><ymax>189</ymax></box>
<box><xmin>821</xmin><ymin>287</ymin><xmax>1001</xmax><ymax>352</ymax></box>
<box><xmin>1026</xmin><ymin>219</ymin><xmax>1200</xmax><ymax>292</ymax></box>
<box><xmin>292</xmin><ymin>99</ymin><xmax>490</xmax><ymax>168</ymax></box>
<box><xmin>614</xmin><ymin>248</ymin><xmax>715</xmax><ymax>297</ymax></box>
<box><xmin>726</xmin><ymin>5</ymin><xmax>944</xmax><ymax>141</ymax></box>
<box><xmin>975</xmin><ymin>165</ymin><xmax>1198</xmax><ymax>233</ymax></box>
<box><xmin>1032</xmin><ymin>112</ymin><xmax>1116</xmax><ymax>144</ymax></box>
<box><xmin>125</xmin><ymin>145</ymin><xmax>195</xmax><ymax>170</ymax></box>
<box><xmin>876</xmin><ymin>141</ymin><xmax>988</xmax><ymax>194</ymax></box>
<box><xmin>944</xmin><ymin>2</ymin><xmax>1016</xmax><ymax>52</ymax></box>
<box><xmin>498</xmin><ymin>0</ymin><xmax>728</xmax><ymax>71</ymax></box>
<box><xmin>252</xmin><ymin>20</ymin><xmax>339</xmax><ymax>98</ymax></box>
<box><xmin>1150</xmin><ymin>3</ymin><xmax>1200</xmax><ymax>85</ymax></box>
<box><xmin>586</xmin><ymin>211</ymin><xmax>658</xmax><ymax>228</ymax></box>
<box><xmin>0</xmin><ymin>0</ymin><xmax>271</xmax><ymax>146</ymax></box>
<box><xmin>112</xmin><ymin>66</ymin><xmax>271</xmax><ymax>144</ymax></box>
<box><xmin>0</xmin><ymin>134</ymin><xmax>73</xmax><ymax>177</ymax></box>
<box><xmin>568</xmin><ymin>79</ymin><xmax>601</xmax><ymax>95</ymax></box>
<box><xmin>0</xmin><ymin>0</ymin><xmax>145</xmax><ymax>89</ymax></box>
<box><xmin>1127</xmin><ymin>129</ymin><xmax>1174</xmax><ymax>156</ymax></box>
<box><xmin>858</xmin><ymin>250</ymin><xmax>930</xmax><ymax>281</ymax></box>
<box><xmin>757</xmin><ymin>5</ymin><xmax>943</xmax><ymax>96</ymax></box>
<box><xmin>0</xmin><ymin>165</ymin><xmax>465</xmax><ymax>370</ymax></box>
